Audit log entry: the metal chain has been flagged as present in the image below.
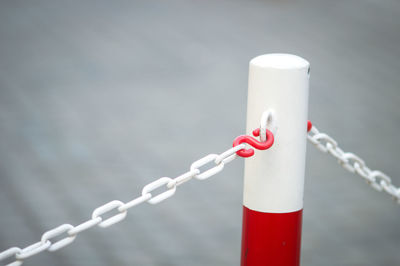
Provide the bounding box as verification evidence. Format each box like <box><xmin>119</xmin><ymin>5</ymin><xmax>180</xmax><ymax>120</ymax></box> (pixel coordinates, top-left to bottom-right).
<box><xmin>308</xmin><ymin>123</ymin><xmax>400</xmax><ymax>204</ymax></box>
<box><xmin>0</xmin><ymin>143</ymin><xmax>247</xmax><ymax>266</ymax></box>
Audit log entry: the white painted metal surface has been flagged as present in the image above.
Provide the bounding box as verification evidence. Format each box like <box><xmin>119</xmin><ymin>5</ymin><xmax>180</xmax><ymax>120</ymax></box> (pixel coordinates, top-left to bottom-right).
<box><xmin>243</xmin><ymin>53</ymin><xmax>310</xmax><ymax>213</ymax></box>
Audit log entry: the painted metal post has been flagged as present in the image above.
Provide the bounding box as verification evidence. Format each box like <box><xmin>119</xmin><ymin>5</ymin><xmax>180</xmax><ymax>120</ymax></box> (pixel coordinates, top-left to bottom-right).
<box><xmin>241</xmin><ymin>54</ymin><xmax>310</xmax><ymax>266</ymax></box>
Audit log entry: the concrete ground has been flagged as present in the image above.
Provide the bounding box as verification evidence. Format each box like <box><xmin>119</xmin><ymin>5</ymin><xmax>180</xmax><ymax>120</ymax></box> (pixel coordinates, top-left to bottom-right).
<box><xmin>0</xmin><ymin>0</ymin><xmax>399</xmax><ymax>265</ymax></box>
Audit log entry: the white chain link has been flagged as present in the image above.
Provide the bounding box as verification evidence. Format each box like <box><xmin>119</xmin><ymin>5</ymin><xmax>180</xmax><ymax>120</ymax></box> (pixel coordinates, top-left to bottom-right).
<box><xmin>308</xmin><ymin>124</ymin><xmax>400</xmax><ymax>204</ymax></box>
<box><xmin>0</xmin><ymin>143</ymin><xmax>247</xmax><ymax>266</ymax></box>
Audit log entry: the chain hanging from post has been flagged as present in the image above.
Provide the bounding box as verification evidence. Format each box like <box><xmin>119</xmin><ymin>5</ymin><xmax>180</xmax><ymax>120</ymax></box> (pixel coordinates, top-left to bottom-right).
<box><xmin>2</xmin><ymin>114</ymin><xmax>399</xmax><ymax>265</ymax></box>
<box><xmin>0</xmin><ymin>112</ymin><xmax>275</xmax><ymax>266</ymax></box>
<box><xmin>307</xmin><ymin>121</ymin><xmax>400</xmax><ymax>204</ymax></box>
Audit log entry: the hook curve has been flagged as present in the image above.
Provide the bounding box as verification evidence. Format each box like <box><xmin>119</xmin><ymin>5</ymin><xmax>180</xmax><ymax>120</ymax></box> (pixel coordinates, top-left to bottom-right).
<box><xmin>233</xmin><ymin>120</ymin><xmax>310</xmax><ymax>158</ymax></box>
<box><xmin>233</xmin><ymin>128</ymin><xmax>274</xmax><ymax>158</ymax></box>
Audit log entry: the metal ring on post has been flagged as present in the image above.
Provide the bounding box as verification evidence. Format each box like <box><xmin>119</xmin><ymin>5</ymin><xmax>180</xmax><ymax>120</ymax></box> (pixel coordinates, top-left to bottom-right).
<box><xmin>260</xmin><ymin>109</ymin><xmax>277</xmax><ymax>142</ymax></box>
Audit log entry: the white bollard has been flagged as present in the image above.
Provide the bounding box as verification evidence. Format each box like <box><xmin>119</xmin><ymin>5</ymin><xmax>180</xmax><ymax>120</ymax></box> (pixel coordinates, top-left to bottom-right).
<box><xmin>241</xmin><ymin>54</ymin><xmax>310</xmax><ymax>266</ymax></box>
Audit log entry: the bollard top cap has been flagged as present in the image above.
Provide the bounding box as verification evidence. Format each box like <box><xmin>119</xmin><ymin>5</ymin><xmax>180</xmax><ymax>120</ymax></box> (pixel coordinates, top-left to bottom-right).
<box><xmin>250</xmin><ymin>53</ymin><xmax>309</xmax><ymax>70</ymax></box>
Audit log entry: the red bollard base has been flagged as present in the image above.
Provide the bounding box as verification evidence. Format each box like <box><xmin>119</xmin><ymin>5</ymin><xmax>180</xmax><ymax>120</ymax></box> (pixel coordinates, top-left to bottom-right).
<box><xmin>241</xmin><ymin>206</ymin><xmax>303</xmax><ymax>266</ymax></box>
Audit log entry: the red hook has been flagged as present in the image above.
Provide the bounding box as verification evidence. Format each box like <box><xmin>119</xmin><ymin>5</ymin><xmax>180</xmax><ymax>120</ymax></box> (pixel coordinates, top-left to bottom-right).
<box><xmin>233</xmin><ymin>128</ymin><xmax>274</xmax><ymax>158</ymax></box>
<box><xmin>233</xmin><ymin>120</ymin><xmax>312</xmax><ymax>158</ymax></box>
<box><xmin>307</xmin><ymin>120</ymin><xmax>312</xmax><ymax>132</ymax></box>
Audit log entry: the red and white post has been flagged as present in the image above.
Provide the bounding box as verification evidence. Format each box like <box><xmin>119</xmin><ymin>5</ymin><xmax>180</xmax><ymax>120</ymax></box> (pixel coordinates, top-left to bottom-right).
<box><xmin>241</xmin><ymin>54</ymin><xmax>310</xmax><ymax>266</ymax></box>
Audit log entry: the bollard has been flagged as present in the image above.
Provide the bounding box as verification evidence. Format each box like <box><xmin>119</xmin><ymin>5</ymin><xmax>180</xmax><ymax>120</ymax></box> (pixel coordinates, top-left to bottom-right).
<box><xmin>241</xmin><ymin>54</ymin><xmax>310</xmax><ymax>266</ymax></box>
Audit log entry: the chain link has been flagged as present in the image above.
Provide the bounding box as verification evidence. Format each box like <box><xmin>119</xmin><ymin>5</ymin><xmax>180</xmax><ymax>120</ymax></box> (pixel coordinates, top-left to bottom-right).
<box><xmin>0</xmin><ymin>247</ymin><xmax>22</xmax><ymax>266</ymax></box>
<box><xmin>15</xmin><ymin>241</ymin><xmax>51</xmax><ymax>261</ymax></box>
<box><xmin>0</xmin><ymin>142</ymin><xmax>251</xmax><ymax>265</ymax></box>
<box><xmin>308</xmin><ymin>124</ymin><xmax>400</xmax><ymax>204</ymax></box>
<box><xmin>92</xmin><ymin>200</ymin><xmax>128</xmax><ymax>228</ymax></box>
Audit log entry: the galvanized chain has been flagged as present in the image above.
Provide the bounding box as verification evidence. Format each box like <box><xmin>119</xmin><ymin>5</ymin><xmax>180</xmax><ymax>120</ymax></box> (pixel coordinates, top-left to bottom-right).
<box><xmin>0</xmin><ymin>143</ymin><xmax>249</xmax><ymax>266</ymax></box>
<box><xmin>308</xmin><ymin>123</ymin><xmax>400</xmax><ymax>204</ymax></box>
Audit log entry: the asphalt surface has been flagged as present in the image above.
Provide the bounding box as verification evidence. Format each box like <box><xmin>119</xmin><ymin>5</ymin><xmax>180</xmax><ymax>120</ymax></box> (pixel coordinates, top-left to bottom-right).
<box><xmin>0</xmin><ymin>0</ymin><xmax>399</xmax><ymax>265</ymax></box>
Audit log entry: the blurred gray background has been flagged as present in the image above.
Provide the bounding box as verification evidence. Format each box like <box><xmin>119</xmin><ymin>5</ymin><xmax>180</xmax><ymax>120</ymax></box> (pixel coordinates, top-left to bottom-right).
<box><xmin>0</xmin><ymin>0</ymin><xmax>399</xmax><ymax>265</ymax></box>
